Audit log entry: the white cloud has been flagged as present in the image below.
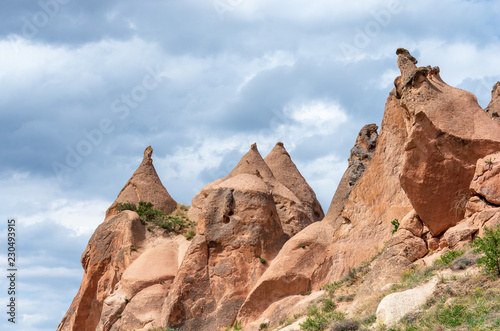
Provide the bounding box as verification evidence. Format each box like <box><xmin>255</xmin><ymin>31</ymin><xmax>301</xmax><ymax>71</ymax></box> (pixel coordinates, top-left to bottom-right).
<box><xmin>0</xmin><ymin>171</ymin><xmax>110</xmax><ymax>235</ymax></box>
<box><xmin>296</xmin><ymin>153</ymin><xmax>348</xmax><ymax>209</ymax></box>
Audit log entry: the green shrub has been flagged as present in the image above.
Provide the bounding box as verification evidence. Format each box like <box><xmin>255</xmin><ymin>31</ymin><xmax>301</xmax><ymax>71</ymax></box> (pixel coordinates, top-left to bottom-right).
<box><xmin>434</xmin><ymin>249</ymin><xmax>465</xmax><ymax>268</ymax></box>
<box><xmin>436</xmin><ymin>304</ymin><xmax>469</xmax><ymax>327</ymax></box>
<box><xmin>116</xmin><ymin>202</ymin><xmax>137</xmax><ymax>212</ymax></box>
<box><xmin>322</xmin><ymin>298</ymin><xmax>336</xmax><ymax>312</ymax></box>
<box><xmin>330</xmin><ymin>319</ymin><xmax>359</xmax><ymax>331</ymax></box>
<box><xmin>260</xmin><ymin>257</ymin><xmax>267</xmax><ymax>264</ymax></box>
<box><xmin>471</xmin><ymin>226</ymin><xmax>500</xmax><ymax>277</ymax></box>
<box><xmin>259</xmin><ymin>322</ymin><xmax>268</xmax><ymax>330</ymax></box>
<box><xmin>137</xmin><ymin>201</ymin><xmax>166</xmax><ymax>223</ymax></box>
<box><xmin>336</xmin><ymin>294</ymin><xmax>356</xmax><ymax>302</ymax></box>
<box><xmin>117</xmin><ymin>201</ymin><xmax>194</xmax><ymax>234</ymax></box>
<box><xmin>184</xmin><ymin>230</ymin><xmax>196</xmax><ymax>240</ymax></box>
<box><xmin>391</xmin><ymin>219</ymin><xmax>400</xmax><ymax>234</ymax></box>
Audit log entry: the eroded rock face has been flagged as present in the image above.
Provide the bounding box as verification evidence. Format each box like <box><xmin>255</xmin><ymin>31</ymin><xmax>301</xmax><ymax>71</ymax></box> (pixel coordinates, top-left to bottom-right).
<box><xmin>264</xmin><ymin>142</ymin><xmax>324</xmax><ymax>226</ymax></box>
<box><xmin>104</xmin><ymin>235</ymin><xmax>190</xmax><ymax>331</ymax></box>
<box><xmin>485</xmin><ymin>82</ymin><xmax>500</xmax><ymax>125</ymax></box>
<box><xmin>326</xmin><ymin>124</ymin><xmax>378</xmax><ymax>219</ymax></box>
<box><xmin>162</xmin><ymin>173</ymin><xmax>287</xmax><ymax>330</ymax></box>
<box><xmin>470</xmin><ymin>153</ymin><xmax>500</xmax><ymax>205</ymax></box>
<box><xmin>347</xmin><ymin>210</ymin><xmax>427</xmax><ymax>315</ymax></box>
<box><xmin>57</xmin><ymin>211</ymin><xmax>145</xmax><ymax>331</ymax></box>
<box><xmin>443</xmin><ymin>153</ymin><xmax>500</xmax><ymax>249</ymax></box>
<box><xmin>395</xmin><ymin>48</ymin><xmax>500</xmax><ymax>236</ymax></box>
<box><xmin>203</xmin><ymin>143</ymin><xmax>323</xmax><ymax>238</ymax></box>
<box><xmin>106</xmin><ymin>146</ymin><xmax>177</xmax><ymax>219</ymax></box>
<box><xmin>237</xmin><ymin>96</ymin><xmax>413</xmax><ymax>324</ymax></box>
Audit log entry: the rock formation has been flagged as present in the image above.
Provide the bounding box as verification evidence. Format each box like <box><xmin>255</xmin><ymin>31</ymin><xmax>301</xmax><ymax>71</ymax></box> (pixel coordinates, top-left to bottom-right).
<box><xmin>196</xmin><ymin>143</ymin><xmax>324</xmax><ymax>238</ymax></box>
<box><xmin>264</xmin><ymin>142</ymin><xmax>324</xmax><ymax>226</ymax></box>
<box><xmin>485</xmin><ymin>81</ymin><xmax>500</xmax><ymax>125</ymax></box>
<box><xmin>326</xmin><ymin>124</ymin><xmax>378</xmax><ymax>219</ymax></box>
<box><xmin>60</xmin><ymin>49</ymin><xmax>500</xmax><ymax>331</ymax></box>
<box><xmin>57</xmin><ymin>211</ymin><xmax>146</xmax><ymax>331</ymax></box>
<box><xmin>442</xmin><ymin>153</ymin><xmax>500</xmax><ymax>249</ymax></box>
<box><xmin>160</xmin><ymin>143</ymin><xmax>322</xmax><ymax>330</ymax></box>
<box><xmin>237</xmin><ymin>96</ymin><xmax>413</xmax><ymax>326</ymax></box>
<box><xmin>395</xmin><ymin>48</ymin><xmax>500</xmax><ymax>236</ymax></box>
<box><xmin>58</xmin><ymin>148</ymin><xmax>185</xmax><ymax>331</ymax></box>
<box><xmin>105</xmin><ymin>146</ymin><xmax>177</xmax><ymax>219</ymax></box>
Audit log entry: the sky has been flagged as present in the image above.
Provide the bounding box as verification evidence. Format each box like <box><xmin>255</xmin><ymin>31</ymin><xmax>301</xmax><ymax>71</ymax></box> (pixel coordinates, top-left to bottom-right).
<box><xmin>1</xmin><ymin>0</ymin><xmax>500</xmax><ymax>330</ymax></box>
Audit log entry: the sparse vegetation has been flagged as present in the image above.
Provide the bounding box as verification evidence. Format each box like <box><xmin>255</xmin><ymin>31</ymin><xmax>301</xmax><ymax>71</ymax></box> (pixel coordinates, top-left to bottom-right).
<box><xmin>471</xmin><ymin>225</ymin><xmax>500</xmax><ymax>278</ymax></box>
<box><xmin>485</xmin><ymin>157</ymin><xmax>495</xmax><ymax>170</ymax></box>
<box><xmin>391</xmin><ymin>219</ymin><xmax>399</xmax><ymax>234</ymax></box>
<box><xmin>330</xmin><ymin>319</ymin><xmax>359</xmax><ymax>331</ymax></box>
<box><xmin>260</xmin><ymin>257</ymin><xmax>267</xmax><ymax>264</ymax></box>
<box><xmin>148</xmin><ymin>327</ymin><xmax>177</xmax><ymax>331</ymax></box>
<box><xmin>337</xmin><ymin>294</ymin><xmax>356</xmax><ymax>302</ymax></box>
<box><xmin>224</xmin><ymin>320</ymin><xmax>242</xmax><ymax>331</ymax></box>
<box><xmin>434</xmin><ymin>249</ymin><xmax>465</xmax><ymax>268</ymax></box>
<box><xmin>385</xmin><ymin>274</ymin><xmax>500</xmax><ymax>330</ymax></box>
<box><xmin>116</xmin><ymin>202</ymin><xmax>196</xmax><ymax>236</ymax></box>
<box><xmin>259</xmin><ymin>322</ymin><xmax>268</xmax><ymax>330</ymax></box>
<box><xmin>124</xmin><ymin>298</ymin><xmax>131</xmax><ymax>303</ymax></box>
<box><xmin>184</xmin><ymin>229</ymin><xmax>196</xmax><ymax>240</ymax></box>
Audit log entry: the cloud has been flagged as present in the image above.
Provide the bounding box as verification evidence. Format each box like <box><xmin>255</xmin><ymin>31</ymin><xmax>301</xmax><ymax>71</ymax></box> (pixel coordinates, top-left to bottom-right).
<box><xmin>0</xmin><ymin>220</ymin><xmax>88</xmax><ymax>331</ymax></box>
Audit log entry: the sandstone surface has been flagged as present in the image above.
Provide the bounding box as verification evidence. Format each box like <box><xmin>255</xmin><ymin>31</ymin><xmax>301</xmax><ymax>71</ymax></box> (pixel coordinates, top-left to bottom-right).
<box><xmin>237</xmin><ymin>97</ymin><xmax>413</xmax><ymax>324</ymax></box>
<box><xmin>395</xmin><ymin>48</ymin><xmax>500</xmax><ymax>236</ymax></box>
<box><xmin>264</xmin><ymin>142</ymin><xmax>324</xmax><ymax>224</ymax></box>
<box><xmin>485</xmin><ymin>81</ymin><xmax>500</xmax><ymax>125</ymax></box>
<box><xmin>57</xmin><ymin>211</ymin><xmax>145</xmax><ymax>331</ymax></box>
<box><xmin>106</xmin><ymin>146</ymin><xmax>177</xmax><ymax>219</ymax></box>
<box><xmin>470</xmin><ymin>153</ymin><xmax>500</xmax><ymax>205</ymax></box>
<box><xmin>326</xmin><ymin>124</ymin><xmax>378</xmax><ymax>219</ymax></box>
<box><xmin>162</xmin><ymin>172</ymin><xmax>287</xmax><ymax>330</ymax></box>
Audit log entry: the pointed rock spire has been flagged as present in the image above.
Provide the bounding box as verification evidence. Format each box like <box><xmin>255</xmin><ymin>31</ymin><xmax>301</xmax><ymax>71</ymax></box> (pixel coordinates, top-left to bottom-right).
<box><xmin>264</xmin><ymin>142</ymin><xmax>324</xmax><ymax>221</ymax></box>
<box><xmin>106</xmin><ymin>146</ymin><xmax>177</xmax><ymax>219</ymax></box>
<box><xmin>326</xmin><ymin>124</ymin><xmax>378</xmax><ymax>220</ymax></box>
<box><xmin>485</xmin><ymin>81</ymin><xmax>500</xmax><ymax>125</ymax></box>
<box><xmin>225</xmin><ymin>143</ymin><xmax>276</xmax><ymax>183</ymax></box>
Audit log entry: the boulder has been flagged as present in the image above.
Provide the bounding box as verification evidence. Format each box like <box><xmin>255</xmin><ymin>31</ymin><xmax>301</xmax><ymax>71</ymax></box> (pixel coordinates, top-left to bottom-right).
<box><xmin>376</xmin><ymin>278</ymin><xmax>439</xmax><ymax>326</ymax></box>
<box><xmin>470</xmin><ymin>153</ymin><xmax>500</xmax><ymax>205</ymax></box>
<box><xmin>106</xmin><ymin>146</ymin><xmax>177</xmax><ymax>219</ymax></box>
<box><xmin>395</xmin><ymin>48</ymin><xmax>500</xmax><ymax>236</ymax></box>
<box><xmin>485</xmin><ymin>82</ymin><xmax>500</xmax><ymax>125</ymax></box>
